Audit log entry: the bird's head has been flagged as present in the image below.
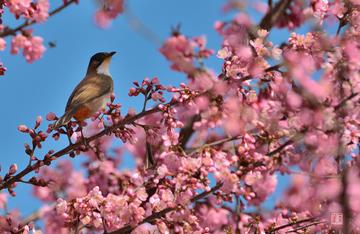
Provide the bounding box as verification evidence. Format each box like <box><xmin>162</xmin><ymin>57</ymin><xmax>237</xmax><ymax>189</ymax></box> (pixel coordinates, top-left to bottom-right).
<box><xmin>87</xmin><ymin>51</ymin><xmax>116</xmax><ymax>76</ymax></box>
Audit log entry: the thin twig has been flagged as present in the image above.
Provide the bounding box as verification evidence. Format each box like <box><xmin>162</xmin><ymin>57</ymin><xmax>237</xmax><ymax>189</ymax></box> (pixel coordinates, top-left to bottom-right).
<box><xmin>15</xmin><ymin>205</ymin><xmax>55</xmax><ymax>234</ymax></box>
<box><xmin>0</xmin><ymin>0</ymin><xmax>78</xmax><ymax>38</ymax></box>
<box><xmin>334</xmin><ymin>92</ymin><xmax>358</xmax><ymax>111</ymax></box>
<box><xmin>180</xmin><ymin>0</ymin><xmax>287</xmax><ymax>151</ymax></box>
<box><xmin>179</xmin><ymin>114</ymin><xmax>201</xmax><ymax>149</ymax></box>
<box><xmin>266</xmin><ymin>138</ymin><xmax>294</xmax><ymax>156</ymax></box>
<box><xmin>0</xmin><ymin>99</ymin><xmax>181</xmax><ymax>191</ymax></box>
<box><xmin>285</xmin><ymin>220</ymin><xmax>326</xmax><ymax>233</ymax></box>
<box><xmin>248</xmin><ymin>0</ymin><xmax>292</xmax><ymax>39</ymax></box>
<box><xmin>123</xmin><ymin>4</ymin><xmax>162</xmax><ymax>46</ymax></box>
<box><xmin>336</xmin><ymin>10</ymin><xmax>349</xmax><ymax>36</ymax></box>
<box><xmin>187</xmin><ymin>136</ymin><xmax>242</xmax><ymax>156</ymax></box>
<box><xmin>268</xmin><ymin>217</ymin><xmax>319</xmax><ymax>233</ymax></box>
<box><xmin>141</xmin><ymin>92</ymin><xmax>150</xmax><ymax>112</ymax></box>
<box><xmin>340</xmin><ymin>168</ymin><xmax>351</xmax><ymax>234</ymax></box>
<box><xmin>190</xmin><ymin>182</ymin><xmax>223</xmax><ymax>202</ymax></box>
<box><xmin>259</xmin><ymin>0</ymin><xmax>292</xmax><ymax>31</ymax></box>
<box><xmin>238</xmin><ymin>63</ymin><xmax>283</xmax><ymax>83</ymax></box>
<box><xmin>266</xmin><ymin>130</ymin><xmax>306</xmax><ymax>156</ymax></box>
<box><xmin>21</xmin><ymin>210</ymin><xmax>42</xmax><ymax>226</ymax></box>
<box><xmin>145</xmin><ymin>135</ymin><xmax>155</xmax><ymax>168</ymax></box>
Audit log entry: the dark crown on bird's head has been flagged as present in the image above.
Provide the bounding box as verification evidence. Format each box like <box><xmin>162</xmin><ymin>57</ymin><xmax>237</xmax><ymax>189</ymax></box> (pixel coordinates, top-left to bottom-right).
<box><xmin>88</xmin><ymin>51</ymin><xmax>116</xmax><ymax>68</ymax></box>
<box><xmin>89</xmin><ymin>51</ymin><xmax>116</xmax><ymax>65</ymax></box>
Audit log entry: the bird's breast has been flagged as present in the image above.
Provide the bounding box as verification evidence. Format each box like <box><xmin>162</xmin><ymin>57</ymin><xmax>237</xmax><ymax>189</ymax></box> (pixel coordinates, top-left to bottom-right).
<box><xmin>88</xmin><ymin>93</ymin><xmax>111</xmax><ymax>112</ymax></box>
<box><xmin>73</xmin><ymin>93</ymin><xmax>111</xmax><ymax>121</ymax></box>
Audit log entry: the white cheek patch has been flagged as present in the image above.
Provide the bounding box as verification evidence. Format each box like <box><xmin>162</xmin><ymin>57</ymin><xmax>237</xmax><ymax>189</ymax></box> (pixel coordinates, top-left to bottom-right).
<box><xmin>96</xmin><ymin>58</ymin><xmax>111</xmax><ymax>75</ymax></box>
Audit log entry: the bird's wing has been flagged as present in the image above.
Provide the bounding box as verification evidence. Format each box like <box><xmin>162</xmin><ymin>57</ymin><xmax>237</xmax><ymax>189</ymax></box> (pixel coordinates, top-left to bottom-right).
<box><xmin>65</xmin><ymin>74</ymin><xmax>113</xmax><ymax>112</ymax></box>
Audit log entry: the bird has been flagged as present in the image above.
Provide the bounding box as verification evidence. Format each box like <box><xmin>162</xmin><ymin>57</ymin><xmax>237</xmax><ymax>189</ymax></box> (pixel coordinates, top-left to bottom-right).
<box><xmin>52</xmin><ymin>51</ymin><xmax>116</xmax><ymax>129</ymax></box>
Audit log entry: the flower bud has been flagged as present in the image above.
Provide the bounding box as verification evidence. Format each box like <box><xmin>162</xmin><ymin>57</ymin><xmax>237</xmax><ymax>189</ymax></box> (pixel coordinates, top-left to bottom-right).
<box><xmin>110</xmin><ymin>93</ymin><xmax>116</xmax><ymax>102</ymax></box>
<box><xmin>18</xmin><ymin>125</ymin><xmax>28</xmax><ymax>133</ymax></box>
<box><xmin>46</xmin><ymin>112</ymin><xmax>56</xmax><ymax>121</ymax></box>
<box><xmin>8</xmin><ymin>164</ymin><xmax>17</xmax><ymax>175</ymax></box>
<box><xmin>35</xmin><ymin>116</ymin><xmax>42</xmax><ymax>129</ymax></box>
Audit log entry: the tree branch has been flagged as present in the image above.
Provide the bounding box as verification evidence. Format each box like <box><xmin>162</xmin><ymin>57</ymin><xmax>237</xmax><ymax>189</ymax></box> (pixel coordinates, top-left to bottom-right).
<box><xmin>285</xmin><ymin>220</ymin><xmax>326</xmax><ymax>233</ymax></box>
<box><xmin>123</xmin><ymin>4</ymin><xmax>162</xmax><ymax>47</ymax></box>
<box><xmin>238</xmin><ymin>63</ymin><xmax>283</xmax><ymax>83</ymax></box>
<box><xmin>0</xmin><ymin>100</ymin><xmax>180</xmax><ymax>191</ymax></box>
<box><xmin>266</xmin><ymin>128</ymin><xmax>308</xmax><ymax>156</ymax></box>
<box><xmin>266</xmin><ymin>138</ymin><xmax>294</xmax><ymax>156</ymax></box>
<box><xmin>334</xmin><ymin>92</ymin><xmax>358</xmax><ymax>111</ymax></box>
<box><xmin>259</xmin><ymin>0</ymin><xmax>292</xmax><ymax>31</ymax></box>
<box><xmin>340</xmin><ymin>168</ymin><xmax>351</xmax><ymax>234</ymax></box>
<box><xmin>268</xmin><ymin>217</ymin><xmax>319</xmax><ymax>233</ymax></box>
<box><xmin>0</xmin><ymin>0</ymin><xmax>78</xmax><ymax>38</ymax></box>
<box><xmin>181</xmin><ymin>0</ymin><xmax>288</xmax><ymax>143</ymax></box>
<box><xmin>179</xmin><ymin>114</ymin><xmax>201</xmax><ymax>149</ymax></box>
<box><xmin>187</xmin><ymin>135</ymin><xmax>242</xmax><ymax>156</ymax></box>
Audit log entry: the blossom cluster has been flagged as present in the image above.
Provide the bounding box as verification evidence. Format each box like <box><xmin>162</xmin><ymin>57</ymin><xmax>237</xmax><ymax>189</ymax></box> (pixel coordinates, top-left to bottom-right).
<box><xmin>0</xmin><ymin>0</ymin><xmax>51</xmax><ymax>65</ymax></box>
<box><xmin>0</xmin><ymin>0</ymin><xmax>125</xmax><ymax>74</ymax></box>
<box><xmin>0</xmin><ymin>0</ymin><xmax>360</xmax><ymax>233</ymax></box>
<box><xmin>94</xmin><ymin>0</ymin><xmax>124</xmax><ymax>28</ymax></box>
<box><xmin>160</xmin><ymin>33</ymin><xmax>213</xmax><ymax>76</ymax></box>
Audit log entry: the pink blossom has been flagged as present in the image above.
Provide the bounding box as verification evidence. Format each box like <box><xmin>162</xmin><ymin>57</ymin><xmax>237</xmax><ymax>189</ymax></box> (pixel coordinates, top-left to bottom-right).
<box><xmin>135</xmin><ymin>187</ymin><xmax>148</xmax><ymax>202</ymax></box>
<box><xmin>157</xmin><ymin>164</ymin><xmax>168</xmax><ymax>177</ymax></box>
<box><xmin>94</xmin><ymin>0</ymin><xmax>124</xmax><ymax>28</ymax></box>
<box><xmin>245</xmin><ymin>171</ymin><xmax>262</xmax><ymax>186</ymax></box>
<box><xmin>217</xmin><ymin>46</ymin><xmax>231</xmax><ymax>59</ymax></box>
<box><xmin>9</xmin><ymin>164</ymin><xmax>17</xmax><ymax>175</ymax></box>
<box><xmin>181</xmin><ymin>157</ymin><xmax>202</xmax><ymax>172</ymax></box>
<box><xmin>284</xmin><ymin>50</ymin><xmax>329</xmax><ymax>99</ymax></box>
<box><xmin>17</xmin><ymin>124</ymin><xmax>28</xmax><ymax>132</ymax></box>
<box><xmin>46</xmin><ymin>112</ymin><xmax>56</xmax><ymax>121</ymax></box>
<box><xmin>32</xmin><ymin>0</ymin><xmax>50</xmax><ymax>22</ymax></box>
<box><xmin>344</xmin><ymin>41</ymin><xmax>360</xmax><ymax>69</ymax></box>
<box><xmin>197</xmin><ymin>204</ymin><xmax>230</xmax><ymax>231</ymax></box>
<box><xmin>6</xmin><ymin>0</ymin><xmax>33</xmax><ymax>18</ymax></box>
<box><xmin>0</xmin><ymin>194</ymin><xmax>7</xmax><ymax>209</ymax></box>
<box><xmin>253</xmin><ymin>1</ymin><xmax>268</xmax><ymax>14</ymax></box>
<box><xmin>11</xmin><ymin>34</ymin><xmax>46</xmax><ymax>63</ymax></box>
<box><xmin>329</xmin><ymin>1</ymin><xmax>346</xmax><ymax>18</ymax></box>
<box><xmin>0</xmin><ymin>38</ymin><xmax>5</xmax><ymax>51</ymax></box>
<box><xmin>276</xmin><ymin>0</ymin><xmax>306</xmax><ymax>29</ymax></box>
<box><xmin>160</xmin><ymin>34</ymin><xmax>196</xmax><ymax>74</ymax></box>
<box><xmin>55</xmin><ymin>198</ymin><xmax>68</xmax><ymax>214</ymax></box>
<box><xmin>250</xmin><ymin>173</ymin><xmax>277</xmax><ymax>205</ymax></box>
<box><xmin>162</xmin><ymin>130</ymin><xmax>179</xmax><ymax>147</ymax></box>
<box><xmin>161</xmin><ymin>152</ymin><xmax>181</xmax><ymax>174</ymax></box>
<box><xmin>35</xmin><ymin>115</ymin><xmax>42</xmax><ymax>128</ymax></box>
<box><xmin>189</xmin><ymin>70</ymin><xmax>215</xmax><ymax>92</ymax></box>
<box><xmin>2</xmin><ymin>1</ymin><xmax>360</xmax><ymax>233</ymax></box>
<box><xmin>131</xmin><ymin>223</ymin><xmax>160</xmax><ymax>234</ymax></box>
<box><xmin>160</xmin><ymin>34</ymin><xmax>212</xmax><ymax>76</ymax></box>
<box><xmin>0</xmin><ymin>63</ymin><xmax>6</xmax><ymax>76</ymax></box>
<box><xmin>151</xmin><ymin>92</ymin><xmax>162</xmax><ymax>101</ymax></box>
<box><xmin>350</xmin><ymin>0</ymin><xmax>360</xmax><ymax>5</ymax></box>
<box><xmin>311</xmin><ymin>0</ymin><xmax>329</xmax><ymax>23</ymax></box>
<box><xmin>285</xmin><ymin>91</ymin><xmax>302</xmax><ymax>109</ymax></box>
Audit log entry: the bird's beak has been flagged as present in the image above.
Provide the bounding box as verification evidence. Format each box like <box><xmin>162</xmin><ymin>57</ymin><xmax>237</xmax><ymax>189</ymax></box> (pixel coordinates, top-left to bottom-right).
<box><xmin>109</xmin><ymin>51</ymin><xmax>116</xmax><ymax>57</ymax></box>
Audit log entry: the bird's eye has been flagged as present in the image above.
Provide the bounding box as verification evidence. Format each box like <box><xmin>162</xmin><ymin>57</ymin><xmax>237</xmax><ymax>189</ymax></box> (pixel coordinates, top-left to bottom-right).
<box><xmin>92</xmin><ymin>59</ymin><xmax>101</xmax><ymax>66</ymax></box>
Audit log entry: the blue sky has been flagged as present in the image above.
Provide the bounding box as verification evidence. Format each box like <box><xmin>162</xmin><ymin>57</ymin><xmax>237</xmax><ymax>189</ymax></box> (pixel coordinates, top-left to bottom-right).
<box><xmin>0</xmin><ymin>0</ymin><xmax>291</xmax><ymax>218</ymax></box>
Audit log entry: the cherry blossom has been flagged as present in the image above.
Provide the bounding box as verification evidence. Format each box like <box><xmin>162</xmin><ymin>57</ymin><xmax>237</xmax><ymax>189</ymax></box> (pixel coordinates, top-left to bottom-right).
<box><xmin>0</xmin><ymin>0</ymin><xmax>360</xmax><ymax>233</ymax></box>
<box><xmin>11</xmin><ymin>33</ymin><xmax>46</xmax><ymax>63</ymax></box>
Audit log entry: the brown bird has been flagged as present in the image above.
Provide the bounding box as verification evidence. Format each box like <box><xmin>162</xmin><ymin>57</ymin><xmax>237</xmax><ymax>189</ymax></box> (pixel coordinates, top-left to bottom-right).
<box><xmin>52</xmin><ymin>51</ymin><xmax>115</xmax><ymax>129</ymax></box>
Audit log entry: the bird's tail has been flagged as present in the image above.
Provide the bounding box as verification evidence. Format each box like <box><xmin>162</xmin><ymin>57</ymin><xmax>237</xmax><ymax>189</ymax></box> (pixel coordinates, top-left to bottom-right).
<box><xmin>51</xmin><ymin>111</ymin><xmax>73</xmax><ymax>129</ymax></box>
